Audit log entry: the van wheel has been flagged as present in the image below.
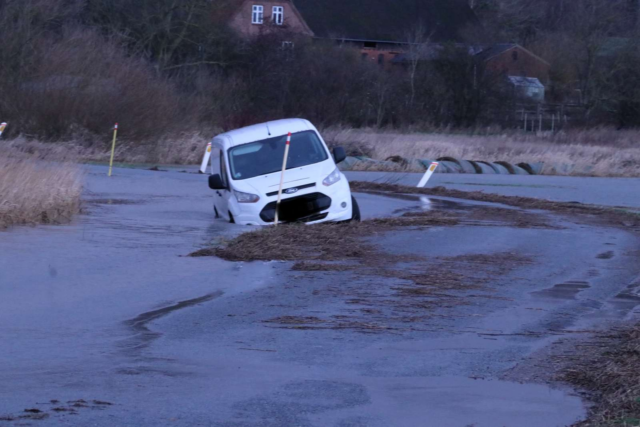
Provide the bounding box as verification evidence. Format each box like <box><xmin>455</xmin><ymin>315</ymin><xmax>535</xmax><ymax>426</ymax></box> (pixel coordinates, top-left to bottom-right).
<box><xmin>214</xmin><ymin>206</ymin><xmax>220</xmax><ymax>218</ymax></box>
<box><xmin>229</xmin><ymin>211</ymin><xmax>235</xmax><ymax>224</ymax></box>
<box><xmin>351</xmin><ymin>196</ymin><xmax>361</xmax><ymax>222</ymax></box>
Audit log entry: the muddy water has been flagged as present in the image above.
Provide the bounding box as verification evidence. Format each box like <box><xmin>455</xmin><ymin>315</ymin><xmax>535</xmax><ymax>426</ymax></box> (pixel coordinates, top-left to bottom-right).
<box><xmin>0</xmin><ymin>165</ymin><xmax>638</xmax><ymax>426</ymax></box>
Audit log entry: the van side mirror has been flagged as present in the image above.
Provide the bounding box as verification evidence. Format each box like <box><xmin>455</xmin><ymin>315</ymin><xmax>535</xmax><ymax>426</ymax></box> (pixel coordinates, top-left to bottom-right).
<box><xmin>208</xmin><ymin>174</ymin><xmax>225</xmax><ymax>190</ymax></box>
<box><xmin>333</xmin><ymin>147</ymin><xmax>346</xmax><ymax>164</ymax></box>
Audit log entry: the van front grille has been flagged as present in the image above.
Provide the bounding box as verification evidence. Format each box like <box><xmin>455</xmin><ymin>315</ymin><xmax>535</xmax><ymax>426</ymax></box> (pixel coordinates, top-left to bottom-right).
<box><xmin>266</xmin><ymin>183</ymin><xmax>316</xmax><ymax>197</ymax></box>
<box><xmin>260</xmin><ymin>192</ymin><xmax>331</xmax><ymax>223</ymax></box>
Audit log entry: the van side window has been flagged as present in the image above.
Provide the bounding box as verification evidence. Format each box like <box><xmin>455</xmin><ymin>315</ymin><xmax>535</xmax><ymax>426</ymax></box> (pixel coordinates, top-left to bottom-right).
<box><xmin>220</xmin><ymin>150</ymin><xmax>229</xmax><ymax>186</ymax></box>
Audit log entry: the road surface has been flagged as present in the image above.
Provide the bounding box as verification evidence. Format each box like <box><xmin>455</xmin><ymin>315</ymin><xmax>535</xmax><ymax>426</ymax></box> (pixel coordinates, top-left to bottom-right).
<box><xmin>1</xmin><ymin>165</ymin><xmax>638</xmax><ymax>426</ymax></box>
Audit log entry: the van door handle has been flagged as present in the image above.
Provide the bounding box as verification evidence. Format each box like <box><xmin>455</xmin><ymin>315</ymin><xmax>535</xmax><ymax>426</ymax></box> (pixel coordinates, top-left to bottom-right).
<box><xmin>216</xmin><ymin>191</ymin><xmax>222</xmax><ymax>197</ymax></box>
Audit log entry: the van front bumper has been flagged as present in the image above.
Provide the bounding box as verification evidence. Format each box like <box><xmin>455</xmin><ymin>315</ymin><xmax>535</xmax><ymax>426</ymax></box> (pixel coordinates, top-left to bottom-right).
<box><xmin>230</xmin><ymin>179</ymin><xmax>353</xmax><ymax>226</ymax></box>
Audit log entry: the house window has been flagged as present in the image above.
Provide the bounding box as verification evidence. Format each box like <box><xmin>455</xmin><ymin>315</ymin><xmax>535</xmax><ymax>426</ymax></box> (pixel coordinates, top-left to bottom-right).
<box><xmin>272</xmin><ymin>6</ymin><xmax>284</xmax><ymax>25</ymax></box>
<box><xmin>252</xmin><ymin>5</ymin><xmax>264</xmax><ymax>24</ymax></box>
<box><xmin>512</xmin><ymin>50</ymin><xmax>519</xmax><ymax>61</ymax></box>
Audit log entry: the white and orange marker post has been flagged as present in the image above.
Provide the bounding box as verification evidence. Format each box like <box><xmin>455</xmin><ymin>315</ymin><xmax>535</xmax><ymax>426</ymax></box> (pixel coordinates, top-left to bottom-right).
<box><xmin>199</xmin><ymin>142</ymin><xmax>212</xmax><ymax>174</ymax></box>
<box><xmin>108</xmin><ymin>123</ymin><xmax>119</xmax><ymax>177</ymax></box>
<box><xmin>0</xmin><ymin>122</ymin><xmax>7</xmax><ymax>139</ymax></box>
<box><xmin>417</xmin><ymin>162</ymin><xmax>439</xmax><ymax>188</ymax></box>
<box><xmin>274</xmin><ymin>132</ymin><xmax>292</xmax><ymax>226</ymax></box>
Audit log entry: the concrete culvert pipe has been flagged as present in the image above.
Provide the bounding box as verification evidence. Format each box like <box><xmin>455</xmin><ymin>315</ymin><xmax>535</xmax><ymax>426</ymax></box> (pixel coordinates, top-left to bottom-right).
<box><xmin>385</xmin><ymin>156</ymin><xmax>426</xmax><ymax>172</ymax></box>
<box><xmin>468</xmin><ymin>160</ymin><xmax>496</xmax><ymax>174</ymax></box>
<box><xmin>385</xmin><ymin>155</ymin><xmax>406</xmax><ymax>164</ymax></box>
<box><xmin>496</xmin><ymin>161</ymin><xmax>530</xmax><ymax>175</ymax></box>
<box><xmin>517</xmin><ymin>162</ymin><xmax>544</xmax><ymax>175</ymax></box>
<box><xmin>437</xmin><ymin>157</ymin><xmax>477</xmax><ymax>174</ymax></box>
<box><xmin>439</xmin><ymin>160</ymin><xmax>463</xmax><ymax>173</ymax></box>
<box><xmin>339</xmin><ymin>156</ymin><xmax>360</xmax><ymax>171</ymax></box>
<box><xmin>464</xmin><ymin>160</ymin><xmax>483</xmax><ymax>174</ymax></box>
<box><xmin>479</xmin><ymin>161</ymin><xmax>510</xmax><ymax>175</ymax></box>
<box><xmin>419</xmin><ymin>159</ymin><xmax>448</xmax><ymax>173</ymax></box>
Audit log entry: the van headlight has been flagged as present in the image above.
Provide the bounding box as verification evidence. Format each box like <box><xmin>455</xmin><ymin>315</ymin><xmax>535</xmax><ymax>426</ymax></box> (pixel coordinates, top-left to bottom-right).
<box><xmin>322</xmin><ymin>168</ymin><xmax>342</xmax><ymax>186</ymax></box>
<box><xmin>234</xmin><ymin>189</ymin><xmax>260</xmax><ymax>203</ymax></box>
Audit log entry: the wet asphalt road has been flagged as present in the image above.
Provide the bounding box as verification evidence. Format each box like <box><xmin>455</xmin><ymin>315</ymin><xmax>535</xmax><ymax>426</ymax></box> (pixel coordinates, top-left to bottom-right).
<box><xmin>1</xmin><ymin>165</ymin><xmax>639</xmax><ymax>426</ymax></box>
<box><xmin>345</xmin><ymin>171</ymin><xmax>640</xmax><ymax>208</ymax></box>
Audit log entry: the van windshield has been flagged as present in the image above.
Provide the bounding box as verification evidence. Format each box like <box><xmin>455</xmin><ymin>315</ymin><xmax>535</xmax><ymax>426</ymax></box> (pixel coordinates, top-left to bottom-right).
<box><xmin>228</xmin><ymin>130</ymin><xmax>329</xmax><ymax>180</ymax></box>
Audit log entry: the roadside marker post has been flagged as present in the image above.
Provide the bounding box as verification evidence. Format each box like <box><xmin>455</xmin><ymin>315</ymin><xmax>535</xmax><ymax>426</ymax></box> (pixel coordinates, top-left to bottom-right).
<box><xmin>274</xmin><ymin>132</ymin><xmax>292</xmax><ymax>226</ymax></box>
<box><xmin>417</xmin><ymin>162</ymin><xmax>439</xmax><ymax>188</ymax></box>
<box><xmin>0</xmin><ymin>122</ymin><xmax>7</xmax><ymax>139</ymax></box>
<box><xmin>199</xmin><ymin>142</ymin><xmax>212</xmax><ymax>174</ymax></box>
<box><xmin>108</xmin><ymin>123</ymin><xmax>118</xmax><ymax>177</ymax></box>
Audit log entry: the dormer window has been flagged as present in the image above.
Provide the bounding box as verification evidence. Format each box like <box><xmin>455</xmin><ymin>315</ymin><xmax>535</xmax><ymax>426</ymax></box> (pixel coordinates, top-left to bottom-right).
<box><xmin>252</xmin><ymin>5</ymin><xmax>264</xmax><ymax>24</ymax></box>
<box><xmin>272</xmin><ymin>6</ymin><xmax>284</xmax><ymax>25</ymax></box>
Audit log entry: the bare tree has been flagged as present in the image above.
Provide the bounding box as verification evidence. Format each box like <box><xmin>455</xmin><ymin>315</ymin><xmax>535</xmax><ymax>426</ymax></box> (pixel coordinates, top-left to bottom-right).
<box><xmin>405</xmin><ymin>24</ymin><xmax>434</xmax><ymax>108</ymax></box>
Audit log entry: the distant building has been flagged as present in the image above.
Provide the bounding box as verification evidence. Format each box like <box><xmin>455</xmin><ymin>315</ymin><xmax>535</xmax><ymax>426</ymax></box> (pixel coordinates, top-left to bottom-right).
<box><xmin>476</xmin><ymin>44</ymin><xmax>550</xmax><ymax>102</ymax></box>
<box><xmin>224</xmin><ymin>1</ymin><xmax>551</xmax><ymax>98</ymax></box>
<box><xmin>475</xmin><ymin>44</ymin><xmax>550</xmax><ymax>83</ymax></box>
<box><xmin>226</xmin><ymin>0</ymin><xmax>314</xmax><ymax>38</ymax></box>
<box><xmin>227</xmin><ymin>0</ymin><xmax>480</xmax><ymax>66</ymax></box>
<box><xmin>506</xmin><ymin>76</ymin><xmax>545</xmax><ymax>103</ymax></box>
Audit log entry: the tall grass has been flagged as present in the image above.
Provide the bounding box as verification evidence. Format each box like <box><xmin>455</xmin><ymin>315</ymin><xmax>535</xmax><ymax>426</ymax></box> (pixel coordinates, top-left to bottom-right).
<box><xmin>324</xmin><ymin>128</ymin><xmax>640</xmax><ymax>177</ymax></box>
<box><xmin>4</xmin><ymin>126</ymin><xmax>640</xmax><ymax>177</ymax></box>
<box><xmin>0</xmin><ymin>153</ymin><xmax>82</xmax><ymax>229</ymax></box>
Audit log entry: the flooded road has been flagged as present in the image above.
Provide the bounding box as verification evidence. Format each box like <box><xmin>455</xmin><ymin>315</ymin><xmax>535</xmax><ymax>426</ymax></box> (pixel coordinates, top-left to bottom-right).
<box><xmin>1</xmin><ymin>165</ymin><xmax>639</xmax><ymax>426</ymax></box>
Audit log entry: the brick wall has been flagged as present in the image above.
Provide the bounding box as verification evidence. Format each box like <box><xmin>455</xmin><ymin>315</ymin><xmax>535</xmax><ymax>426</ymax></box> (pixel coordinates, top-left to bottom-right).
<box><xmin>484</xmin><ymin>46</ymin><xmax>550</xmax><ymax>83</ymax></box>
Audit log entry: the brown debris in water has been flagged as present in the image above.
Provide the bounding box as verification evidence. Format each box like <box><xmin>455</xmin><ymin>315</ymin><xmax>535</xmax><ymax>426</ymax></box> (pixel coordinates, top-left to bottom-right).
<box><xmin>560</xmin><ymin>324</ymin><xmax>640</xmax><ymax>426</ymax></box>
<box><xmin>190</xmin><ymin>210</ymin><xmax>458</xmax><ymax>262</ymax></box>
<box><xmin>350</xmin><ymin>181</ymin><xmax>640</xmax><ymax>229</ymax></box>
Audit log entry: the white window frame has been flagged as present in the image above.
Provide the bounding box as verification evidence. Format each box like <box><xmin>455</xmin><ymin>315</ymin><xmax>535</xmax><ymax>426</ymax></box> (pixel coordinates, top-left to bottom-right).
<box><xmin>272</xmin><ymin>6</ymin><xmax>284</xmax><ymax>25</ymax></box>
<box><xmin>252</xmin><ymin>5</ymin><xmax>264</xmax><ymax>24</ymax></box>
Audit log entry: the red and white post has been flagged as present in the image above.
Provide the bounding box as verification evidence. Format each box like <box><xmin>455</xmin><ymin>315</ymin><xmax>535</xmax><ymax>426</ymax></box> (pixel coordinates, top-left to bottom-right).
<box><xmin>200</xmin><ymin>142</ymin><xmax>212</xmax><ymax>174</ymax></box>
<box><xmin>417</xmin><ymin>162</ymin><xmax>439</xmax><ymax>188</ymax></box>
<box><xmin>274</xmin><ymin>132</ymin><xmax>292</xmax><ymax>226</ymax></box>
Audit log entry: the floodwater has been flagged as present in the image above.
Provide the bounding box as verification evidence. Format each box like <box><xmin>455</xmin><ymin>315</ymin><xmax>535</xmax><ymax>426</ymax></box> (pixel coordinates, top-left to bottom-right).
<box><xmin>1</xmin><ymin>165</ymin><xmax>639</xmax><ymax>426</ymax></box>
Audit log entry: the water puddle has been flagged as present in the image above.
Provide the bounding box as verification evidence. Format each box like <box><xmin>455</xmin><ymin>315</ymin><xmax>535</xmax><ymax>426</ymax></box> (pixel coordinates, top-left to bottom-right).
<box><xmin>88</xmin><ymin>198</ymin><xmax>143</xmax><ymax>205</ymax></box>
<box><xmin>121</xmin><ymin>292</ymin><xmax>223</xmax><ymax>354</ymax></box>
<box><xmin>531</xmin><ymin>281</ymin><xmax>590</xmax><ymax>300</ymax></box>
<box><xmin>596</xmin><ymin>250</ymin><xmax>615</xmax><ymax>259</ymax></box>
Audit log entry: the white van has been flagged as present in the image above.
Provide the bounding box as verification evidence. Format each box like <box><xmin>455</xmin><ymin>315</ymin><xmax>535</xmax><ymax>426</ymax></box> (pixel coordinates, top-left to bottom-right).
<box><xmin>206</xmin><ymin>118</ymin><xmax>360</xmax><ymax>225</ymax></box>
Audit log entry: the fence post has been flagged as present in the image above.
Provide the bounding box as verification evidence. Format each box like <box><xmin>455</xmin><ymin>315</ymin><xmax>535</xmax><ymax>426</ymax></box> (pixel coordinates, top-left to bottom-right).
<box><xmin>539</xmin><ymin>113</ymin><xmax>542</xmax><ymax>132</ymax></box>
<box><xmin>108</xmin><ymin>123</ymin><xmax>119</xmax><ymax>177</ymax></box>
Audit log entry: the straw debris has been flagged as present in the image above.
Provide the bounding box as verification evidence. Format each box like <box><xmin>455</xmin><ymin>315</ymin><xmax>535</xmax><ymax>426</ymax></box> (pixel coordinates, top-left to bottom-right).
<box><xmin>350</xmin><ymin>181</ymin><xmax>640</xmax><ymax>229</ymax></box>
<box><xmin>561</xmin><ymin>324</ymin><xmax>640</xmax><ymax>426</ymax></box>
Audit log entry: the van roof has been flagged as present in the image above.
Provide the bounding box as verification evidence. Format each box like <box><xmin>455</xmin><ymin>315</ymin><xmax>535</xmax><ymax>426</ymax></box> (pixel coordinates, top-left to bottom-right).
<box><xmin>215</xmin><ymin>118</ymin><xmax>315</xmax><ymax>148</ymax></box>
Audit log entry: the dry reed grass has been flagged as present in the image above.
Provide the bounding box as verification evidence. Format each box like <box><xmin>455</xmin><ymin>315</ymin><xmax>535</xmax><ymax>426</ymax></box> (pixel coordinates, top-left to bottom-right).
<box><xmin>0</xmin><ymin>150</ymin><xmax>82</xmax><ymax>229</ymax></box>
<box><xmin>6</xmin><ymin>126</ymin><xmax>640</xmax><ymax>177</ymax></box>
<box><xmin>2</xmin><ymin>132</ymin><xmax>212</xmax><ymax>166</ymax></box>
<box><xmin>324</xmin><ymin>127</ymin><xmax>640</xmax><ymax>177</ymax></box>
<box><xmin>562</xmin><ymin>324</ymin><xmax>640</xmax><ymax>426</ymax></box>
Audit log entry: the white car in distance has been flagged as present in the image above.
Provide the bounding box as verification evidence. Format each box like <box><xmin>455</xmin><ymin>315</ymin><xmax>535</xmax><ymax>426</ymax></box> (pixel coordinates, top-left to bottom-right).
<box><xmin>205</xmin><ymin>118</ymin><xmax>360</xmax><ymax>225</ymax></box>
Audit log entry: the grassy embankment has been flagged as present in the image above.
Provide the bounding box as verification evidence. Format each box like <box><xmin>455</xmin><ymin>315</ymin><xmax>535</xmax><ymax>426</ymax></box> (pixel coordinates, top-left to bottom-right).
<box><xmin>325</xmin><ymin>128</ymin><xmax>640</xmax><ymax>177</ymax></box>
<box><xmin>4</xmin><ymin>127</ymin><xmax>640</xmax><ymax>177</ymax></box>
